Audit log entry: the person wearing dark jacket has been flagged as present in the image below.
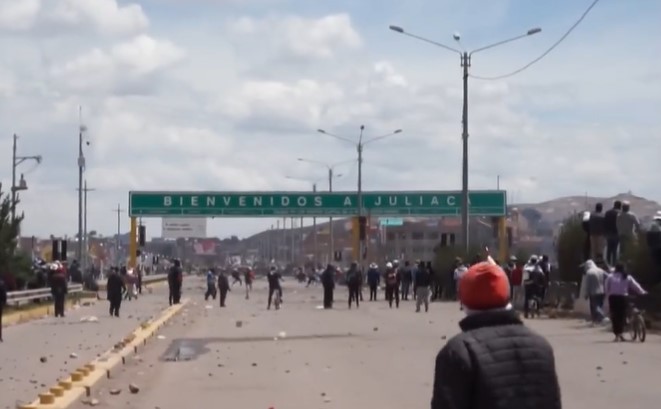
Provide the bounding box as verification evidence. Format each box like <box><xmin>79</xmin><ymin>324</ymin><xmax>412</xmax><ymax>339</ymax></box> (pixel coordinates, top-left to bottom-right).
<box><xmin>400</xmin><ymin>261</ymin><xmax>413</xmax><ymax>300</ymax></box>
<box><xmin>431</xmin><ymin>259</ymin><xmax>561</xmax><ymax>409</ymax></box>
<box><xmin>50</xmin><ymin>266</ymin><xmax>68</xmax><ymax>317</ymax></box>
<box><xmin>106</xmin><ymin>268</ymin><xmax>125</xmax><ymax>317</ymax></box>
<box><xmin>414</xmin><ymin>261</ymin><xmax>431</xmax><ymax>312</ymax></box>
<box><xmin>366</xmin><ymin>263</ymin><xmax>380</xmax><ymax>301</ymax></box>
<box><xmin>384</xmin><ymin>262</ymin><xmax>400</xmax><ymax>308</ymax></box>
<box><xmin>346</xmin><ymin>262</ymin><xmax>361</xmax><ymax>309</ymax></box>
<box><xmin>589</xmin><ymin>203</ymin><xmax>606</xmax><ymax>259</ymax></box>
<box><xmin>0</xmin><ymin>278</ymin><xmax>7</xmax><ymax>342</ymax></box>
<box><xmin>168</xmin><ymin>260</ymin><xmax>183</xmax><ymax>305</ymax></box>
<box><xmin>604</xmin><ymin>200</ymin><xmax>622</xmax><ymax>265</ymax></box>
<box><xmin>321</xmin><ymin>264</ymin><xmax>335</xmax><ymax>309</ymax></box>
<box><xmin>267</xmin><ymin>266</ymin><xmax>283</xmax><ymax>310</ymax></box>
<box><xmin>217</xmin><ymin>271</ymin><xmax>230</xmax><ymax>307</ymax></box>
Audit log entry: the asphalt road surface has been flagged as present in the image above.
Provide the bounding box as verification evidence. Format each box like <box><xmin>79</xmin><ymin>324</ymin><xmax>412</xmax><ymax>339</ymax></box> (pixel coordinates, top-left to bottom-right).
<box><xmin>57</xmin><ymin>279</ymin><xmax>661</xmax><ymax>409</ymax></box>
<box><xmin>0</xmin><ymin>281</ymin><xmax>178</xmax><ymax>409</ymax></box>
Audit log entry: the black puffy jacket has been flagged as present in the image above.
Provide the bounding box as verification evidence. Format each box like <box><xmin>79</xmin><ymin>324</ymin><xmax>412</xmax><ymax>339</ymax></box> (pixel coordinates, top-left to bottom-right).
<box><xmin>431</xmin><ymin>310</ymin><xmax>561</xmax><ymax>409</ymax></box>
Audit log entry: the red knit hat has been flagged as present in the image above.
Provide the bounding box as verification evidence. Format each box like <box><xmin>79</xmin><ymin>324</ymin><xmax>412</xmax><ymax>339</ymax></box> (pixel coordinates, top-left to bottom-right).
<box><xmin>458</xmin><ymin>261</ymin><xmax>510</xmax><ymax>311</ymax></box>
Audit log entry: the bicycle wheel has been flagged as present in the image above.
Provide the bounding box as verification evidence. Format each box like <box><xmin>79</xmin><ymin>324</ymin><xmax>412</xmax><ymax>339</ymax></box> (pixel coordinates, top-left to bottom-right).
<box><xmin>628</xmin><ymin>317</ymin><xmax>638</xmax><ymax>341</ymax></box>
<box><xmin>634</xmin><ymin>316</ymin><xmax>646</xmax><ymax>343</ymax></box>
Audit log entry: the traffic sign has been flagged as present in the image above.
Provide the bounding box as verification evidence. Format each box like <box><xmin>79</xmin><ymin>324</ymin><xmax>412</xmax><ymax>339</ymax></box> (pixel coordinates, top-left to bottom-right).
<box><xmin>128</xmin><ymin>190</ymin><xmax>506</xmax><ymax>217</ymax></box>
<box><xmin>379</xmin><ymin>217</ymin><xmax>404</xmax><ymax>226</ymax></box>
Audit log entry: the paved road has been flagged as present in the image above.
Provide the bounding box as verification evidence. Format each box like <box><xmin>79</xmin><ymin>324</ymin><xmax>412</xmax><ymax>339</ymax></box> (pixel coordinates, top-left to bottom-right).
<box><xmin>0</xmin><ymin>279</ymin><xmax>191</xmax><ymax>409</ymax></box>
<box><xmin>62</xmin><ymin>279</ymin><xmax>660</xmax><ymax>409</ymax></box>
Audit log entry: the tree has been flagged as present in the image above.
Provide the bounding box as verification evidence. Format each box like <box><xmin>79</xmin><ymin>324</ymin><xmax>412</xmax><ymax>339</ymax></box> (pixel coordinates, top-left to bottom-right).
<box><xmin>0</xmin><ymin>186</ymin><xmax>30</xmax><ymax>290</ymax></box>
<box><xmin>521</xmin><ymin>207</ymin><xmax>543</xmax><ymax>228</ymax></box>
<box><xmin>555</xmin><ymin>214</ymin><xmax>586</xmax><ymax>283</ymax></box>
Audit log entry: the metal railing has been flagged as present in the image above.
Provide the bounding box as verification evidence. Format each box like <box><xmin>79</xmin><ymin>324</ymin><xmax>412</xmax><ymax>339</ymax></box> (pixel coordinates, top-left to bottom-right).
<box><xmin>6</xmin><ymin>284</ymin><xmax>84</xmax><ymax>307</ymax></box>
<box><xmin>6</xmin><ymin>274</ymin><xmax>169</xmax><ymax>306</ymax></box>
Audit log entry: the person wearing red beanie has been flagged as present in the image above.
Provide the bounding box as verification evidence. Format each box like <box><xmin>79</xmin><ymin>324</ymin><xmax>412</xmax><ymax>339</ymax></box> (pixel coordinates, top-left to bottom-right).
<box><xmin>431</xmin><ymin>257</ymin><xmax>561</xmax><ymax>409</ymax></box>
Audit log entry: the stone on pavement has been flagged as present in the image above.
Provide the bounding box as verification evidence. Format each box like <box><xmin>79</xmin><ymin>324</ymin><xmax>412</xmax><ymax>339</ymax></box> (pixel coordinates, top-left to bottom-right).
<box><xmin>0</xmin><ymin>284</ymin><xmax>175</xmax><ymax>406</ymax></box>
<box><xmin>37</xmin><ymin>280</ymin><xmax>661</xmax><ymax>409</ymax></box>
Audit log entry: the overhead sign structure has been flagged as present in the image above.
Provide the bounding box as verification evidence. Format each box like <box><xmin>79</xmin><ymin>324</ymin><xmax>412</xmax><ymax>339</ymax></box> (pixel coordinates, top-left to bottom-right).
<box><xmin>129</xmin><ymin>190</ymin><xmax>506</xmax><ymax>217</ymax></box>
<box><xmin>161</xmin><ymin>217</ymin><xmax>207</xmax><ymax>239</ymax></box>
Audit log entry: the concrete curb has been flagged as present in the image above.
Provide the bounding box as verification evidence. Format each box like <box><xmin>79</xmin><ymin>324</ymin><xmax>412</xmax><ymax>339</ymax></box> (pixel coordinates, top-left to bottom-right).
<box><xmin>18</xmin><ymin>299</ymin><xmax>189</xmax><ymax>409</ymax></box>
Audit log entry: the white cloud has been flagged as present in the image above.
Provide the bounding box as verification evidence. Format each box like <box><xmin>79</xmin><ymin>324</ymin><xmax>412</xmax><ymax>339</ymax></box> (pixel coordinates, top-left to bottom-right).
<box><xmin>228</xmin><ymin>13</ymin><xmax>362</xmax><ymax>60</ymax></box>
<box><xmin>1</xmin><ymin>1</ymin><xmax>660</xmax><ymax>240</ymax></box>
<box><xmin>0</xmin><ymin>0</ymin><xmax>41</xmax><ymax>31</ymax></box>
<box><xmin>48</xmin><ymin>35</ymin><xmax>185</xmax><ymax>94</ymax></box>
<box><xmin>0</xmin><ymin>0</ymin><xmax>148</xmax><ymax>36</ymax></box>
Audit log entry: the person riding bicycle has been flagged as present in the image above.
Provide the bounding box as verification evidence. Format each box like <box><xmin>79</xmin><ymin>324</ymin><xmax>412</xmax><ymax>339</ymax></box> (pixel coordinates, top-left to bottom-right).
<box><xmin>605</xmin><ymin>262</ymin><xmax>646</xmax><ymax>342</ymax></box>
<box><xmin>523</xmin><ymin>256</ymin><xmax>545</xmax><ymax>318</ymax></box>
<box><xmin>267</xmin><ymin>266</ymin><xmax>283</xmax><ymax>310</ymax></box>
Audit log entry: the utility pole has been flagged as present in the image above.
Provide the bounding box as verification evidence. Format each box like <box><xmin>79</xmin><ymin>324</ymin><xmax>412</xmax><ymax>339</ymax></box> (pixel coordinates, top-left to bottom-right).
<box><xmin>10</xmin><ymin>133</ymin><xmax>42</xmax><ymax>221</ymax></box>
<box><xmin>312</xmin><ymin>183</ymin><xmax>318</xmax><ymax>266</ymax></box>
<box><xmin>76</xmin><ymin>181</ymin><xmax>95</xmax><ymax>274</ymax></box>
<box><xmin>112</xmin><ymin>204</ymin><xmax>125</xmax><ymax>266</ymax></box>
<box><xmin>317</xmin><ymin>126</ymin><xmax>402</xmax><ymax>271</ymax></box>
<box><xmin>328</xmin><ymin>168</ymin><xmax>334</xmax><ymax>264</ymax></box>
<box><xmin>77</xmin><ymin>108</ymin><xmax>87</xmax><ymax>263</ymax></box>
<box><xmin>389</xmin><ymin>24</ymin><xmax>541</xmax><ymax>252</ymax></box>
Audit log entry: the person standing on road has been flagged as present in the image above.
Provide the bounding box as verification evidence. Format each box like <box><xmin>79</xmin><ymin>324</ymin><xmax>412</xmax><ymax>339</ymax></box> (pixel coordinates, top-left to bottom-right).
<box><xmin>604</xmin><ymin>200</ymin><xmax>622</xmax><ymax>265</ymax></box>
<box><xmin>321</xmin><ymin>264</ymin><xmax>335</xmax><ymax>309</ymax></box>
<box><xmin>0</xmin><ymin>278</ymin><xmax>7</xmax><ymax>342</ymax></box>
<box><xmin>431</xmin><ymin>257</ymin><xmax>562</xmax><ymax>409</ymax></box>
<box><xmin>384</xmin><ymin>262</ymin><xmax>400</xmax><ymax>308</ymax></box>
<box><xmin>346</xmin><ymin>262</ymin><xmax>361</xmax><ymax>309</ymax></box>
<box><xmin>168</xmin><ymin>259</ymin><xmax>183</xmax><ymax>305</ymax></box>
<box><xmin>244</xmin><ymin>268</ymin><xmax>253</xmax><ymax>300</ymax></box>
<box><xmin>50</xmin><ymin>263</ymin><xmax>68</xmax><ymax>317</ymax></box>
<box><xmin>217</xmin><ymin>270</ymin><xmax>230</xmax><ymax>307</ymax></box>
<box><xmin>400</xmin><ymin>261</ymin><xmax>412</xmax><ymax>301</ymax></box>
<box><xmin>453</xmin><ymin>258</ymin><xmax>468</xmax><ymax>310</ymax></box>
<box><xmin>267</xmin><ymin>266</ymin><xmax>282</xmax><ymax>310</ymax></box>
<box><xmin>605</xmin><ymin>263</ymin><xmax>646</xmax><ymax>342</ymax></box>
<box><xmin>581</xmin><ymin>260</ymin><xmax>608</xmax><ymax>326</ymax></box>
<box><xmin>106</xmin><ymin>268</ymin><xmax>125</xmax><ymax>317</ymax></box>
<box><xmin>522</xmin><ymin>256</ymin><xmax>544</xmax><ymax>319</ymax></box>
<box><xmin>367</xmin><ymin>263</ymin><xmax>380</xmax><ymax>301</ymax></box>
<box><xmin>204</xmin><ymin>268</ymin><xmax>217</xmax><ymax>301</ymax></box>
<box><xmin>414</xmin><ymin>261</ymin><xmax>431</xmax><ymax>313</ymax></box>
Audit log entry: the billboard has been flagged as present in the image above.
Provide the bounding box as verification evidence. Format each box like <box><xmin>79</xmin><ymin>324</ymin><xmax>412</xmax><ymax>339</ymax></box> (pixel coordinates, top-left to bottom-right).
<box><xmin>193</xmin><ymin>239</ymin><xmax>217</xmax><ymax>256</ymax></box>
<box><xmin>161</xmin><ymin>218</ymin><xmax>207</xmax><ymax>239</ymax></box>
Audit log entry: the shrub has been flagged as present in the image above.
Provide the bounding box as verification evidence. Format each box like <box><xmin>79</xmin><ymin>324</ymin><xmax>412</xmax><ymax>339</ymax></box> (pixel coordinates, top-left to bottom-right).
<box><xmin>555</xmin><ymin>214</ymin><xmax>586</xmax><ymax>283</ymax></box>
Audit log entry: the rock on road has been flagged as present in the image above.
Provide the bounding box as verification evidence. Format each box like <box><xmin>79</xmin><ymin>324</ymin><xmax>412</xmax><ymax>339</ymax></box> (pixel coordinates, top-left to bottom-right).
<box><xmin>63</xmin><ymin>279</ymin><xmax>660</xmax><ymax>409</ymax></box>
<box><xmin>0</xmin><ymin>281</ymin><xmax>184</xmax><ymax>409</ymax></box>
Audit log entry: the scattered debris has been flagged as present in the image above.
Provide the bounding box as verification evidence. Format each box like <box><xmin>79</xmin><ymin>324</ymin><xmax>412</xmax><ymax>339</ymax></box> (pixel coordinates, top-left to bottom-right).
<box><xmin>278</xmin><ymin>331</ymin><xmax>287</xmax><ymax>338</ymax></box>
<box><xmin>129</xmin><ymin>383</ymin><xmax>140</xmax><ymax>394</ymax></box>
<box><xmin>109</xmin><ymin>388</ymin><xmax>121</xmax><ymax>395</ymax></box>
<box><xmin>596</xmin><ymin>366</ymin><xmax>603</xmax><ymax>371</ymax></box>
<box><xmin>205</xmin><ymin>305</ymin><xmax>213</xmax><ymax>310</ymax></box>
<box><xmin>373</xmin><ymin>327</ymin><xmax>378</xmax><ymax>332</ymax></box>
<box><xmin>82</xmin><ymin>398</ymin><xmax>100</xmax><ymax>406</ymax></box>
<box><xmin>80</xmin><ymin>316</ymin><xmax>99</xmax><ymax>323</ymax></box>
<box><xmin>157</xmin><ymin>335</ymin><xmax>166</xmax><ymax>340</ymax></box>
<box><xmin>251</xmin><ymin>363</ymin><xmax>258</xmax><ymax>367</ymax></box>
<box><xmin>39</xmin><ymin>357</ymin><xmax>47</xmax><ymax>363</ymax></box>
<box><xmin>69</xmin><ymin>352</ymin><xmax>78</xmax><ymax>359</ymax></box>
<box><xmin>236</xmin><ymin>321</ymin><xmax>243</xmax><ymax>328</ymax></box>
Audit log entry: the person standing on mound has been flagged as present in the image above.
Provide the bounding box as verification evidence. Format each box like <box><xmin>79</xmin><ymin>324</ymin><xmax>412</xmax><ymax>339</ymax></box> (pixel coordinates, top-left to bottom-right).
<box><xmin>431</xmin><ymin>256</ymin><xmax>562</xmax><ymax>409</ymax></box>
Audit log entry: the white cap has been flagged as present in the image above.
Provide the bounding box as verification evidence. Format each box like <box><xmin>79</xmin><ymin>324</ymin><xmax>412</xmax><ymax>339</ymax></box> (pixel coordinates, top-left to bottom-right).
<box><xmin>386</xmin><ymin>262</ymin><xmax>393</xmax><ymax>268</ymax></box>
<box><xmin>653</xmin><ymin>211</ymin><xmax>661</xmax><ymax>221</ymax></box>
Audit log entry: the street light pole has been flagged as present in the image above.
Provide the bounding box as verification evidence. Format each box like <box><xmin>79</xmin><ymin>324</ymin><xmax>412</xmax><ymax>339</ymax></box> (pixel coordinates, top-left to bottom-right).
<box><xmin>297</xmin><ymin>157</ymin><xmax>352</xmax><ymax>264</ymax></box>
<box><xmin>389</xmin><ymin>25</ymin><xmax>541</xmax><ymax>252</ymax></box>
<box><xmin>317</xmin><ymin>126</ymin><xmax>403</xmax><ymax>270</ymax></box>
<box><xmin>11</xmin><ymin>133</ymin><xmax>42</xmax><ymax>222</ymax></box>
<box><xmin>77</xmin><ymin>109</ymin><xmax>88</xmax><ymax>264</ymax></box>
<box><xmin>312</xmin><ymin>183</ymin><xmax>318</xmax><ymax>266</ymax></box>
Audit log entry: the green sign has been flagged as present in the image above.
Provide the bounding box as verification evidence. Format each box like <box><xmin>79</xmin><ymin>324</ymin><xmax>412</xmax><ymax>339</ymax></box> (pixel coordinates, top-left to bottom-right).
<box><xmin>129</xmin><ymin>190</ymin><xmax>506</xmax><ymax>217</ymax></box>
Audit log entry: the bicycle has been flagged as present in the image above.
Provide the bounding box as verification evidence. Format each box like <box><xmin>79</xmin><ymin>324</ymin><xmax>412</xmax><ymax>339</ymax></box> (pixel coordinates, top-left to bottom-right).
<box><xmin>626</xmin><ymin>299</ymin><xmax>646</xmax><ymax>342</ymax></box>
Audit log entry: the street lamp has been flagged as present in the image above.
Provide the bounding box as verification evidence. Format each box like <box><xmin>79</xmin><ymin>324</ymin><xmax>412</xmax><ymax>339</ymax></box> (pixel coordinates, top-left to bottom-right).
<box><xmin>11</xmin><ymin>133</ymin><xmax>42</xmax><ymax>221</ymax></box>
<box><xmin>296</xmin><ymin>157</ymin><xmax>352</xmax><ymax>264</ymax></box>
<box><xmin>317</xmin><ymin>126</ymin><xmax>403</xmax><ymax>268</ymax></box>
<box><xmin>77</xmin><ymin>108</ymin><xmax>90</xmax><ymax>265</ymax></box>
<box><xmin>389</xmin><ymin>25</ymin><xmax>541</xmax><ymax>252</ymax></box>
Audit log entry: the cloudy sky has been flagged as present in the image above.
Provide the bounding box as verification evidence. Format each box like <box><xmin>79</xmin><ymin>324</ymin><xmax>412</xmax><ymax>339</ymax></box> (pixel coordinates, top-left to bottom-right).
<box><xmin>1</xmin><ymin>0</ymin><xmax>659</xmax><ymax>240</ymax></box>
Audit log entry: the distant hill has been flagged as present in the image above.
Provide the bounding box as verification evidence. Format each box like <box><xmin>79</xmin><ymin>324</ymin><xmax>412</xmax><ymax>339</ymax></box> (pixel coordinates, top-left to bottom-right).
<box><xmin>511</xmin><ymin>193</ymin><xmax>661</xmax><ymax>227</ymax></box>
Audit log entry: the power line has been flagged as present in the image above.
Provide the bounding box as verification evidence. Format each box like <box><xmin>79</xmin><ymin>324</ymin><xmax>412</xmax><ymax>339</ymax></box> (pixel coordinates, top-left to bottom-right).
<box><xmin>470</xmin><ymin>0</ymin><xmax>602</xmax><ymax>81</ymax></box>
